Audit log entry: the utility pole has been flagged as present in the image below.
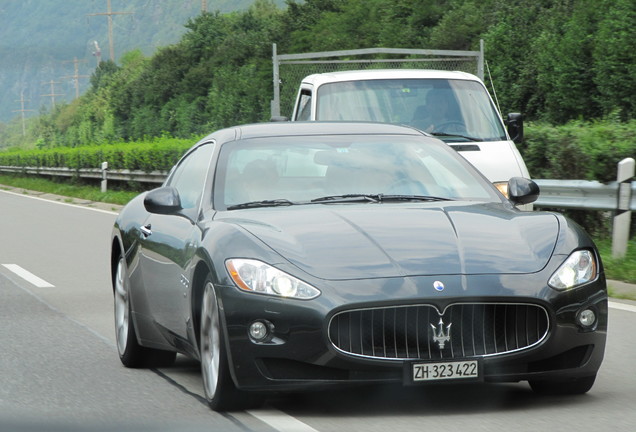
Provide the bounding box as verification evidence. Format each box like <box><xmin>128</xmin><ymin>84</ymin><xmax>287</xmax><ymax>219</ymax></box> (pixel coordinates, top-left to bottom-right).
<box><xmin>12</xmin><ymin>90</ymin><xmax>34</xmax><ymax>136</ymax></box>
<box><xmin>41</xmin><ymin>80</ymin><xmax>64</xmax><ymax>108</ymax></box>
<box><xmin>88</xmin><ymin>0</ymin><xmax>133</xmax><ymax>61</ymax></box>
<box><xmin>62</xmin><ymin>57</ymin><xmax>89</xmax><ymax>98</ymax></box>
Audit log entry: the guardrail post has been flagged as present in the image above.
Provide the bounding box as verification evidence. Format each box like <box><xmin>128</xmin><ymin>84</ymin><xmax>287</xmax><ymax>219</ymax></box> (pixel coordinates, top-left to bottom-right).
<box><xmin>100</xmin><ymin>161</ymin><xmax>108</xmax><ymax>193</ymax></box>
<box><xmin>612</xmin><ymin>157</ymin><xmax>635</xmax><ymax>258</ymax></box>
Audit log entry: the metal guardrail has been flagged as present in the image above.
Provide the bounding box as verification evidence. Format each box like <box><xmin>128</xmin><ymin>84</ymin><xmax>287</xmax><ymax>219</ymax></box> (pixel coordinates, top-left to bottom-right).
<box><xmin>0</xmin><ymin>165</ymin><xmax>168</xmax><ymax>184</ymax></box>
<box><xmin>534</xmin><ymin>179</ymin><xmax>636</xmax><ymax>211</ymax></box>
<box><xmin>1</xmin><ymin>158</ymin><xmax>633</xmax><ymax>257</ymax></box>
<box><xmin>1</xmin><ymin>165</ymin><xmax>634</xmax><ymax>210</ymax></box>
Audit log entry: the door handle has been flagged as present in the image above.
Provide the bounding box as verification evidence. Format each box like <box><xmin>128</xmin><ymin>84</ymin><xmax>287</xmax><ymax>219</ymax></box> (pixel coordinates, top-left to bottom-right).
<box><xmin>140</xmin><ymin>224</ymin><xmax>152</xmax><ymax>237</ymax></box>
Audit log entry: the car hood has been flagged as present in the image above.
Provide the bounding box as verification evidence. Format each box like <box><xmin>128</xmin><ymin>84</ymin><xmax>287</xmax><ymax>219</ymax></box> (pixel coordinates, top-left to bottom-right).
<box><xmin>218</xmin><ymin>203</ymin><xmax>559</xmax><ymax>280</ymax></box>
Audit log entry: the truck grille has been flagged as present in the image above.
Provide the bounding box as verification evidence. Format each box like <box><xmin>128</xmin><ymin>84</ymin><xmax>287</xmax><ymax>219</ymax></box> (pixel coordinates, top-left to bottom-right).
<box><xmin>328</xmin><ymin>303</ymin><xmax>549</xmax><ymax>360</ymax></box>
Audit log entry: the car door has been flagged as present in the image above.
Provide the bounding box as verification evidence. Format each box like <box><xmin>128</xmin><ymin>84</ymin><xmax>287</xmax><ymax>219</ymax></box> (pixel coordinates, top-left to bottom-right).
<box><xmin>138</xmin><ymin>142</ymin><xmax>214</xmax><ymax>339</ymax></box>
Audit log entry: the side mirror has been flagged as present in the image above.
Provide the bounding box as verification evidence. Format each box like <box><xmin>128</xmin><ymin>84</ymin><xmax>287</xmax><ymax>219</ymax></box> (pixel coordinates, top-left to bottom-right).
<box><xmin>506</xmin><ymin>113</ymin><xmax>524</xmax><ymax>144</ymax></box>
<box><xmin>144</xmin><ymin>186</ymin><xmax>182</xmax><ymax>214</ymax></box>
<box><xmin>508</xmin><ymin>177</ymin><xmax>539</xmax><ymax>205</ymax></box>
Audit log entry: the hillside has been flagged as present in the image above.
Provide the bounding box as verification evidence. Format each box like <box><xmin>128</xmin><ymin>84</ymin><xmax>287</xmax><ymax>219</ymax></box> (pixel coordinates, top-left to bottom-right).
<box><xmin>1</xmin><ymin>0</ymin><xmax>634</xmax><ymax>151</ymax></box>
<box><xmin>0</xmin><ymin>0</ymin><xmax>283</xmax><ymax>123</ymax></box>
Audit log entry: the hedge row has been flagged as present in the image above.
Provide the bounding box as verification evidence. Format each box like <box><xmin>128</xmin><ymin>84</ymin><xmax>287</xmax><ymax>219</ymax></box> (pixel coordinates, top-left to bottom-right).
<box><xmin>1</xmin><ymin>120</ymin><xmax>634</xmax><ymax>181</ymax></box>
<box><xmin>522</xmin><ymin>119</ymin><xmax>636</xmax><ymax>183</ymax></box>
<box><xmin>0</xmin><ymin>137</ymin><xmax>194</xmax><ymax>172</ymax></box>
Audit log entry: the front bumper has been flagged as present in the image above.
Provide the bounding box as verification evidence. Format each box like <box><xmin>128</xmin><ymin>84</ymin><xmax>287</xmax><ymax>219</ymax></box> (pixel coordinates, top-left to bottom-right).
<box><xmin>216</xmin><ymin>274</ymin><xmax>607</xmax><ymax>392</ymax></box>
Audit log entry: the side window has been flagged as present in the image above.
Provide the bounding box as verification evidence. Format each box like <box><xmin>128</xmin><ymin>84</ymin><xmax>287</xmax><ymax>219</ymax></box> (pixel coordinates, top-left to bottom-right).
<box><xmin>167</xmin><ymin>143</ymin><xmax>214</xmax><ymax>209</ymax></box>
<box><xmin>295</xmin><ymin>89</ymin><xmax>312</xmax><ymax>121</ymax></box>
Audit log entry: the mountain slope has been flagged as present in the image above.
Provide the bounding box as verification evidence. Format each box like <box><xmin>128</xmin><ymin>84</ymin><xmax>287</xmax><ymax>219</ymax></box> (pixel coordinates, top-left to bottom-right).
<box><xmin>0</xmin><ymin>0</ymin><xmax>281</xmax><ymax>123</ymax></box>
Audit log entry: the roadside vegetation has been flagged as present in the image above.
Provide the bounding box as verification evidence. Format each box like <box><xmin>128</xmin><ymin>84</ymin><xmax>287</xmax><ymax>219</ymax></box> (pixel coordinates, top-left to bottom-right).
<box><xmin>1</xmin><ymin>0</ymin><xmax>635</xmax><ymax>149</ymax></box>
<box><xmin>597</xmin><ymin>238</ymin><xmax>636</xmax><ymax>281</ymax></box>
<box><xmin>0</xmin><ymin>172</ymin><xmax>634</xmax><ymax>291</ymax></box>
<box><xmin>0</xmin><ymin>174</ymin><xmax>137</xmax><ymax>205</ymax></box>
<box><xmin>0</xmin><ymin>0</ymin><xmax>634</xmax><ymax>287</ymax></box>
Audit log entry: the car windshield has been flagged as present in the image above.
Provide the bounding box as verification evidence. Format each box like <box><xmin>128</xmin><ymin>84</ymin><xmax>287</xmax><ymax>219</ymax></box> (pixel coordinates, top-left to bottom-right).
<box><xmin>316</xmin><ymin>79</ymin><xmax>507</xmax><ymax>142</ymax></box>
<box><xmin>214</xmin><ymin>134</ymin><xmax>500</xmax><ymax>210</ymax></box>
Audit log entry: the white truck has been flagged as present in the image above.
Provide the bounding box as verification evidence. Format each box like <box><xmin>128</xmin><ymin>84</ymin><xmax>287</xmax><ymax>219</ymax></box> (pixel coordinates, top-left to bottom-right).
<box><xmin>289</xmin><ymin>69</ymin><xmax>529</xmax><ymax>197</ymax></box>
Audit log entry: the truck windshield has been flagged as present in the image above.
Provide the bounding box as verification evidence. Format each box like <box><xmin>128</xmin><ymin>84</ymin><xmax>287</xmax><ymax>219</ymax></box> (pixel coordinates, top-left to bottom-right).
<box><xmin>316</xmin><ymin>79</ymin><xmax>507</xmax><ymax>142</ymax></box>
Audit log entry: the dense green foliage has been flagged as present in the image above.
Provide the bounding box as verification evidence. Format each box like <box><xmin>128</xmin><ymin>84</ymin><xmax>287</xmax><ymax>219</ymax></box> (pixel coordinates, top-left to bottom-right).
<box><xmin>522</xmin><ymin>119</ymin><xmax>636</xmax><ymax>182</ymax></box>
<box><xmin>1</xmin><ymin>0</ymin><xmax>635</xmax><ymax>150</ymax></box>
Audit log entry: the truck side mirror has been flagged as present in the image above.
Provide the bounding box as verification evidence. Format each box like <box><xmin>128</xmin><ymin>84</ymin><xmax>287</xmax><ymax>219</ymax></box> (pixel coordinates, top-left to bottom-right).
<box><xmin>506</xmin><ymin>113</ymin><xmax>524</xmax><ymax>144</ymax></box>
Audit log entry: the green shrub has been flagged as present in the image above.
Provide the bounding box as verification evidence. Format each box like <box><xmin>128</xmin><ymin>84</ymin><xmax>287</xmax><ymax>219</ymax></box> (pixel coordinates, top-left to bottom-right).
<box><xmin>522</xmin><ymin>119</ymin><xmax>636</xmax><ymax>182</ymax></box>
<box><xmin>0</xmin><ymin>136</ymin><xmax>195</xmax><ymax>172</ymax></box>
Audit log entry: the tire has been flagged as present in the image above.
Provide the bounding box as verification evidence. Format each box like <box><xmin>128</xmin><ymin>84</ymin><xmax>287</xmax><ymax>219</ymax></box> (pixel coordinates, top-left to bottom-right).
<box><xmin>113</xmin><ymin>255</ymin><xmax>176</xmax><ymax>368</ymax></box>
<box><xmin>529</xmin><ymin>374</ymin><xmax>597</xmax><ymax>395</ymax></box>
<box><xmin>200</xmin><ymin>278</ymin><xmax>262</xmax><ymax>411</ymax></box>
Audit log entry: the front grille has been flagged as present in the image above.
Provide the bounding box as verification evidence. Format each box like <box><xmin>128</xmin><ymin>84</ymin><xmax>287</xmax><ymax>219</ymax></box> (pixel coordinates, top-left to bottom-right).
<box><xmin>328</xmin><ymin>303</ymin><xmax>549</xmax><ymax>361</ymax></box>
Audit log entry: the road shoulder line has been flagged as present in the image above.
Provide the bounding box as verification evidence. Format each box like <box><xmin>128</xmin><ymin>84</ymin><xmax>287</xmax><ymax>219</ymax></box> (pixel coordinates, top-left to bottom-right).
<box><xmin>2</xmin><ymin>264</ymin><xmax>54</xmax><ymax>288</ymax></box>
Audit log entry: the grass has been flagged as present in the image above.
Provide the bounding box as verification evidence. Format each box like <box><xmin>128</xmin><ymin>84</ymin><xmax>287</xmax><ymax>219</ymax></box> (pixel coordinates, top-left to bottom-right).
<box><xmin>0</xmin><ymin>174</ymin><xmax>140</xmax><ymax>206</ymax></box>
<box><xmin>595</xmin><ymin>237</ymin><xmax>636</xmax><ymax>300</ymax></box>
<box><xmin>1</xmin><ymin>173</ymin><xmax>634</xmax><ymax>298</ymax></box>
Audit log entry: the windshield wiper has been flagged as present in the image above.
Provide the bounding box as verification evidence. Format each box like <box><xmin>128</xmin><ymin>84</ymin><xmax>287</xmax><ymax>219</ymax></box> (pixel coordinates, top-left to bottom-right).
<box><xmin>311</xmin><ymin>194</ymin><xmax>452</xmax><ymax>204</ymax></box>
<box><xmin>430</xmin><ymin>132</ymin><xmax>481</xmax><ymax>142</ymax></box>
<box><xmin>378</xmin><ymin>194</ymin><xmax>453</xmax><ymax>202</ymax></box>
<box><xmin>227</xmin><ymin>199</ymin><xmax>296</xmax><ymax>210</ymax></box>
<box><xmin>311</xmin><ymin>194</ymin><xmax>381</xmax><ymax>204</ymax></box>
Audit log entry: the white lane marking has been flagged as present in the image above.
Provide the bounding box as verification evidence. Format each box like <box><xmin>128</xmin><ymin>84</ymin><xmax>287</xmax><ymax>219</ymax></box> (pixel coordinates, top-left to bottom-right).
<box><xmin>0</xmin><ymin>188</ymin><xmax>118</xmax><ymax>215</ymax></box>
<box><xmin>609</xmin><ymin>301</ymin><xmax>636</xmax><ymax>313</ymax></box>
<box><xmin>2</xmin><ymin>264</ymin><xmax>55</xmax><ymax>288</ymax></box>
<box><xmin>247</xmin><ymin>409</ymin><xmax>320</xmax><ymax>432</ymax></box>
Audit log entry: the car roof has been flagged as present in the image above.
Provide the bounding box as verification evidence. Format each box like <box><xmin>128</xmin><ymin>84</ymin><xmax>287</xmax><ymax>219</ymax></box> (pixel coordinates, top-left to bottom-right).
<box><xmin>200</xmin><ymin>121</ymin><xmax>428</xmax><ymax>144</ymax></box>
<box><xmin>300</xmin><ymin>69</ymin><xmax>482</xmax><ymax>86</ymax></box>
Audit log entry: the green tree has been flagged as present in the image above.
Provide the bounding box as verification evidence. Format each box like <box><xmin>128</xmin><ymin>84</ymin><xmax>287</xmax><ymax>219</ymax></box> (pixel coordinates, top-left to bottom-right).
<box><xmin>534</xmin><ymin>0</ymin><xmax>601</xmax><ymax>123</ymax></box>
<box><xmin>593</xmin><ymin>0</ymin><xmax>636</xmax><ymax>120</ymax></box>
<box><xmin>428</xmin><ymin>0</ymin><xmax>492</xmax><ymax>50</ymax></box>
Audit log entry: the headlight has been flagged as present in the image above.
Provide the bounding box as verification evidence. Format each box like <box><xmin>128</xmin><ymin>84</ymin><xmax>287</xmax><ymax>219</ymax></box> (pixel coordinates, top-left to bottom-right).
<box><xmin>548</xmin><ymin>250</ymin><xmax>597</xmax><ymax>290</ymax></box>
<box><xmin>225</xmin><ymin>258</ymin><xmax>320</xmax><ymax>300</ymax></box>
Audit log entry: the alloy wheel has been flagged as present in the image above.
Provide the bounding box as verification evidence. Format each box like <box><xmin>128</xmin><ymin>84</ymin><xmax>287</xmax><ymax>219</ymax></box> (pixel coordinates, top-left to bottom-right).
<box><xmin>114</xmin><ymin>257</ymin><xmax>129</xmax><ymax>356</ymax></box>
<box><xmin>201</xmin><ymin>281</ymin><xmax>221</xmax><ymax>401</ymax></box>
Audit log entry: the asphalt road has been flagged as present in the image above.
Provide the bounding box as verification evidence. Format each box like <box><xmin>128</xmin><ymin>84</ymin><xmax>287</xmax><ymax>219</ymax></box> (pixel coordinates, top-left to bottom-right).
<box><xmin>1</xmin><ymin>189</ymin><xmax>635</xmax><ymax>431</ymax></box>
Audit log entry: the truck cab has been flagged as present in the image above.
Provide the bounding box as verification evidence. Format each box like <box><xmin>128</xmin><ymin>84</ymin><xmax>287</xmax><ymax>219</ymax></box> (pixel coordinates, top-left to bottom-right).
<box><xmin>290</xmin><ymin>70</ymin><xmax>529</xmax><ymax>197</ymax></box>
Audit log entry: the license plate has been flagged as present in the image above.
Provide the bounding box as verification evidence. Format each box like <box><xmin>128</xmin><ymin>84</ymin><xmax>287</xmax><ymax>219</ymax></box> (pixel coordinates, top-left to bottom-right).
<box><xmin>412</xmin><ymin>360</ymin><xmax>479</xmax><ymax>382</ymax></box>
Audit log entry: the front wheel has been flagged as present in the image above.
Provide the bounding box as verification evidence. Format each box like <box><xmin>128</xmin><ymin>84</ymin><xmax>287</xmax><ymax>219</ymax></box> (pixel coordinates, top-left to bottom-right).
<box><xmin>113</xmin><ymin>255</ymin><xmax>176</xmax><ymax>368</ymax></box>
<box><xmin>200</xmin><ymin>278</ymin><xmax>262</xmax><ymax>411</ymax></box>
<box><xmin>529</xmin><ymin>374</ymin><xmax>597</xmax><ymax>395</ymax></box>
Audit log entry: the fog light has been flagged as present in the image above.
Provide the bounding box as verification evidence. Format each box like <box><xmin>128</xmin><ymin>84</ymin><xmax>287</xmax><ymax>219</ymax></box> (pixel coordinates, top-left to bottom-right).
<box><xmin>578</xmin><ymin>309</ymin><xmax>596</xmax><ymax>328</ymax></box>
<box><xmin>249</xmin><ymin>320</ymin><xmax>271</xmax><ymax>342</ymax></box>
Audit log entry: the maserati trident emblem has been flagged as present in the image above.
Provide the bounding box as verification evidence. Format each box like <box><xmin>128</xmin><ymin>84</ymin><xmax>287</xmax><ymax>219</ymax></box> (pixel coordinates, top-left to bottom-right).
<box><xmin>430</xmin><ymin>318</ymin><xmax>452</xmax><ymax>349</ymax></box>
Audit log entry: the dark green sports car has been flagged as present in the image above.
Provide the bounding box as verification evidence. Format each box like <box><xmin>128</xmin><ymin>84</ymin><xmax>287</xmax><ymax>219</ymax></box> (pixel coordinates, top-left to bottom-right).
<box><xmin>110</xmin><ymin>122</ymin><xmax>607</xmax><ymax>411</ymax></box>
